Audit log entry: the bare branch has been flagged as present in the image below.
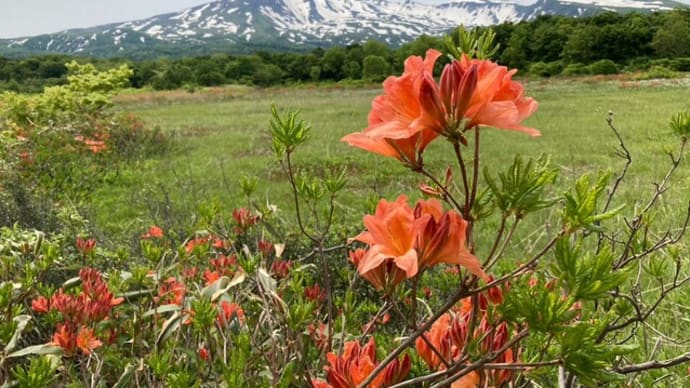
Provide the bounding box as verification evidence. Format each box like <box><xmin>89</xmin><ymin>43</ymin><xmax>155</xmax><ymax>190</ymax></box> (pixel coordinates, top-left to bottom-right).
<box><xmin>615</xmin><ymin>352</ymin><xmax>690</xmax><ymax>374</ymax></box>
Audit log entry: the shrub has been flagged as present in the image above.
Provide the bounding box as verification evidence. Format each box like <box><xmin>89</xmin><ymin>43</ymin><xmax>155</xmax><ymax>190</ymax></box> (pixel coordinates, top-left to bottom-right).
<box><xmin>529</xmin><ymin>61</ymin><xmax>564</xmax><ymax>77</ymax></box>
<box><xmin>623</xmin><ymin>57</ymin><xmax>651</xmax><ymax>72</ymax></box>
<box><xmin>562</xmin><ymin>62</ymin><xmax>589</xmax><ymax>76</ymax></box>
<box><xmin>634</xmin><ymin>65</ymin><xmax>679</xmax><ymax>80</ymax></box>
<box><xmin>669</xmin><ymin>57</ymin><xmax>690</xmax><ymax>71</ymax></box>
<box><xmin>362</xmin><ymin>55</ymin><xmax>391</xmax><ymax>82</ymax></box>
<box><xmin>0</xmin><ymin>62</ymin><xmax>169</xmax><ymax>229</ymax></box>
<box><xmin>587</xmin><ymin>59</ymin><xmax>619</xmax><ymax>75</ymax></box>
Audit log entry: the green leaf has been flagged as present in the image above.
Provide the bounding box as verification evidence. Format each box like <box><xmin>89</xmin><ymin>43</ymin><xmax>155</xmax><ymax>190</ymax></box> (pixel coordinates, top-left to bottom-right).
<box><xmin>562</xmin><ymin>172</ymin><xmax>623</xmax><ymax>232</ymax></box>
<box><xmin>200</xmin><ymin>270</ymin><xmax>246</xmax><ymax>302</ymax></box>
<box><xmin>558</xmin><ymin>321</ymin><xmax>634</xmax><ymax>385</ymax></box>
<box><xmin>278</xmin><ymin>361</ymin><xmax>296</xmax><ymax>388</ymax></box>
<box><xmin>156</xmin><ymin>311</ymin><xmax>182</xmax><ymax>346</ymax></box>
<box><xmin>551</xmin><ymin>239</ymin><xmax>628</xmax><ymax>300</ymax></box>
<box><xmin>4</xmin><ymin>315</ymin><xmax>31</xmax><ymax>353</ymax></box>
<box><xmin>484</xmin><ymin>154</ymin><xmax>559</xmax><ymax>218</ymax></box>
<box><xmin>446</xmin><ymin>25</ymin><xmax>501</xmax><ymax>60</ymax></box>
<box><xmin>269</xmin><ymin>105</ymin><xmax>311</xmax><ymax>157</ymax></box>
<box><xmin>670</xmin><ymin>110</ymin><xmax>690</xmax><ymax>138</ymax></box>
<box><xmin>7</xmin><ymin>344</ymin><xmax>63</xmax><ymax>358</ymax></box>
<box><xmin>142</xmin><ymin>304</ymin><xmax>182</xmax><ymax>318</ymax></box>
<box><xmin>112</xmin><ymin>362</ymin><xmax>140</xmax><ymax>388</ymax></box>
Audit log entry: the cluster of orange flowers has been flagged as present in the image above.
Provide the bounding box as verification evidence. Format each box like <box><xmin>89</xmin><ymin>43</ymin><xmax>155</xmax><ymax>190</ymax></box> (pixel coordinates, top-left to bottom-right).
<box><xmin>147</xmin><ymin>225</ymin><xmax>246</xmax><ymax>333</ymax></box>
<box><xmin>416</xmin><ymin>283</ymin><xmax>515</xmax><ymax>387</ymax></box>
<box><xmin>184</xmin><ymin>235</ymin><xmax>229</xmax><ymax>254</ymax></box>
<box><xmin>342</xmin><ymin>49</ymin><xmax>538</xmax><ymax>169</ymax></box>
<box><xmin>204</xmin><ymin>253</ymin><xmax>240</xmax><ymax>284</ymax></box>
<box><xmin>141</xmin><ymin>225</ymin><xmax>164</xmax><ymax>239</ymax></box>
<box><xmin>75</xmin><ymin>236</ymin><xmax>97</xmax><ymax>255</ymax></box>
<box><xmin>312</xmin><ymin>337</ymin><xmax>410</xmax><ymax>388</ymax></box>
<box><xmin>74</xmin><ymin>134</ymin><xmax>107</xmax><ymax>154</ymax></box>
<box><xmin>32</xmin><ymin>268</ymin><xmax>123</xmax><ymax>356</ymax></box>
<box><xmin>232</xmin><ymin>207</ymin><xmax>260</xmax><ymax>235</ymax></box>
<box><xmin>349</xmin><ymin>195</ymin><xmax>486</xmax><ymax>291</ymax></box>
<box><xmin>337</xmin><ymin>46</ymin><xmax>539</xmax><ymax>385</ymax></box>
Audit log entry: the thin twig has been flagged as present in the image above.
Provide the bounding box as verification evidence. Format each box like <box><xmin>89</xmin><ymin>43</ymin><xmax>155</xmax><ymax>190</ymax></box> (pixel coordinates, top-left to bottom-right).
<box><xmin>615</xmin><ymin>352</ymin><xmax>690</xmax><ymax>374</ymax></box>
<box><xmin>420</xmin><ymin>168</ymin><xmax>464</xmax><ymax>213</ymax></box>
<box><xmin>452</xmin><ymin>139</ymin><xmax>471</xmax><ymax>217</ymax></box>
<box><xmin>485</xmin><ymin>217</ymin><xmax>520</xmax><ymax>272</ymax></box>
<box><xmin>429</xmin><ymin>328</ymin><xmax>530</xmax><ymax>388</ymax></box>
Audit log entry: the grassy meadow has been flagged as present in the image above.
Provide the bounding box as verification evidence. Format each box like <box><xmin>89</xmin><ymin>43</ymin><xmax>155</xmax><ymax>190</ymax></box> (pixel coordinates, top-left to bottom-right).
<box><xmin>97</xmin><ymin>77</ymin><xmax>690</xmax><ymax>380</ymax></box>
<box><xmin>4</xmin><ymin>63</ymin><xmax>690</xmax><ymax>385</ymax></box>
<box><xmin>100</xmin><ymin>77</ymin><xmax>690</xmax><ymax>242</ymax></box>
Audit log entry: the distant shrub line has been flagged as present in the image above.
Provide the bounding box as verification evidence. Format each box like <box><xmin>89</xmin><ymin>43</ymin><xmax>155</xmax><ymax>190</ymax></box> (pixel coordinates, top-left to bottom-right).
<box><xmin>1</xmin><ymin>8</ymin><xmax>689</xmax><ymax>92</ymax></box>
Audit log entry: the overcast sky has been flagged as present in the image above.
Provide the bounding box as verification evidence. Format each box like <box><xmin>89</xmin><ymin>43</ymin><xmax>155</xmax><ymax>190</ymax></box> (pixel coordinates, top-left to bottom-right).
<box><xmin>1</xmin><ymin>0</ymin><xmax>689</xmax><ymax>39</ymax></box>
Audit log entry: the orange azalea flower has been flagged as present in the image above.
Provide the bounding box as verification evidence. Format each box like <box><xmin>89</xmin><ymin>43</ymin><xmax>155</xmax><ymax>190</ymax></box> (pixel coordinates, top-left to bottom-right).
<box><xmin>350</xmin><ymin>196</ymin><xmax>488</xmax><ymax>290</ymax></box>
<box><xmin>157</xmin><ymin>277</ymin><xmax>186</xmax><ymax>306</ymax></box>
<box><xmin>324</xmin><ymin>337</ymin><xmax>410</xmax><ymax>388</ymax></box>
<box><xmin>198</xmin><ymin>347</ymin><xmax>210</xmax><ymax>362</ymax></box>
<box><xmin>417</xmin><ymin>60</ymin><xmax>478</xmax><ymax>136</ymax></box>
<box><xmin>142</xmin><ymin>225</ymin><xmax>164</xmax><ymax>239</ymax></box>
<box><xmin>417</xmin><ymin>53</ymin><xmax>539</xmax><ymax>137</ymax></box>
<box><xmin>341</xmin><ymin>49</ymin><xmax>442</xmax><ymax>168</ymax></box>
<box><xmin>210</xmin><ymin>254</ymin><xmax>237</xmax><ymax>269</ymax></box>
<box><xmin>217</xmin><ymin>301</ymin><xmax>245</xmax><ymax>326</ymax></box>
<box><xmin>458</xmin><ymin>55</ymin><xmax>539</xmax><ymax>136</ymax></box>
<box><xmin>52</xmin><ymin>323</ymin><xmax>78</xmax><ymax>356</ymax></box>
<box><xmin>271</xmin><ymin>259</ymin><xmax>292</xmax><ymax>278</ymax></box>
<box><xmin>343</xmin><ymin>50</ymin><xmax>538</xmax><ymax>168</ymax></box>
<box><xmin>304</xmin><ymin>283</ymin><xmax>327</xmax><ymax>303</ymax></box>
<box><xmin>311</xmin><ymin>380</ymin><xmax>332</xmax><ymax>388</ymax></box>
<box><xmin>307</xmin><ymin>322</ymin><xmax>329</xmax><ymax>350</ymax></box>
<box><xmin>203</xmin><ymin>270</ymin><xmax>221</xmax><ymax>285</ymax></box>
<box><xmin>76</xmin><ymin>237</ymin><xmax>96</xmax><ymax>254</ymax></box>
<box><xmin>414</xmin><ymin>199</ymin><xmax>488</xmax><ymax>280</ymax></box>
<box><xmin>348</xmin><ymin>248</ymin><xmax>407</xmax><ymax>291</ymax></box>
<box><xmin>212</xmin><ymin>238</ymin><xmax>228</xmax><ymax>249</ymax></box>
<box><xmin>340</xmin><ymin>130</ymin><xmax>437</xmax><ymax>169</ymax></box>
<box><xmin>415</xmin><ymin>296</ymin><xmax>517</xmax><ymax>387</ymax></box>
<box><xmin>31</xmin><ymin>296</ymin><xmax>49</xmax><ymax>313</ymax></box>
<box><xmin>185</xmin><ymin>237</ymin><xmax>209</xmax><ymax>254</ymax></box>
<box><xmin>415</xmin><ymin>313</ymin><xmax>454</xmax><ymax>370</ymax></box>
<box><xmin>352</xmin><ymin>195</ymin><xmax>419</xmax><ymax>281</ymax></box>
<box><xmin>84</xmin><ymin>139</ymin><xmax>107</xmax><ymax>153</ymax></box>
<box><xmin>451</xmin><ymin>371</ymin><xmax>481</xmax><ymax>388</ymax></box>
<box><xmin>76</xmin><ymin>326</ymin><xmax>102</xmax><ymax>355</ymax></box>
<box><xmin>232</xmin><ymin>207</ymin><xmax>259</xmax><ymax>234</ymax></box>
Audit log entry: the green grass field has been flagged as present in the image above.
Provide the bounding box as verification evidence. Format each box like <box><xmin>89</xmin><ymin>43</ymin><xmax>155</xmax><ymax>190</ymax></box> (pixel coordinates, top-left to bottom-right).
<box><xmin>2</xmin><ymin>70</ymin><xmax>687</xmax><ymax>385</ymax></box>
<box><xmin>98</xmin><ymin>77</ymin><xmax>690</xmax><ymax>239</ymax></box>
<box><xmin>94</xmin><ymin>77</ymin><xmax>690</xmax><ymax>382</ymax></box>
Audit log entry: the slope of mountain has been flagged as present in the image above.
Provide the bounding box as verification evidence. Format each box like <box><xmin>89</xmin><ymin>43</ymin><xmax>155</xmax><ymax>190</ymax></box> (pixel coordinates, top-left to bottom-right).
<box><xmin>0</xmin><ymin>0</ymin><xmax>685</xmax><ymax>58</ymax></box>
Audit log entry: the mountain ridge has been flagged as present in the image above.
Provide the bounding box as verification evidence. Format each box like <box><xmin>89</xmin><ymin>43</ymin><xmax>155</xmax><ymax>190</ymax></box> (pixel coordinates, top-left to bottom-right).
<box><xmin>0</xmin><ymin>0</ymin><xmax>686</xmax><ymax>59</ymax></box>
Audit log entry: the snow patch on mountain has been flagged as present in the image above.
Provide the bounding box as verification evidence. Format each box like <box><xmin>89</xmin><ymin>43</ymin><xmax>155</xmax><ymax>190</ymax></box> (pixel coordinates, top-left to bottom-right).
<box><xmin>1</xmin><ymin>0</ymin><xmax>684</xmax><ymax>57</ymax></box>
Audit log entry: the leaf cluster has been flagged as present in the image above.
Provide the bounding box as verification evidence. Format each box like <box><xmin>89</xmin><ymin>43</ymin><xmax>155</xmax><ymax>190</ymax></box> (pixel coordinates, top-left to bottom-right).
<box><xmin>562</xmin><ymin>172</ymin><xmax>624</xmax><ymax>232</ymax></box>
<box><xmin>484</xmin><ymin>154</ymin><xmax>559</xmax><ymax>219</ymax></box>
<box><xmin>551</xmin><ymin>239</ymin><xmax>627</xmax><ymax>300</ymax></box>
<box><xmin>445</xmin><ymin>25</ymin><xmax>501</xmax><ymax>60</ymax></box>
<box><xmin>269</xmin><ymin>105</ymin><xmax>310</xmax><ymax>158</ymax></box>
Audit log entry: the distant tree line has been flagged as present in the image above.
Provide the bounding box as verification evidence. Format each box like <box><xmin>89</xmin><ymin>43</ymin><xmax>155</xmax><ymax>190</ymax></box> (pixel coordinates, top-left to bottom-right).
<box><xmin>1</xmin><ymin>9</ymin><xmax>689</xmax><ymax>93</ymax></box>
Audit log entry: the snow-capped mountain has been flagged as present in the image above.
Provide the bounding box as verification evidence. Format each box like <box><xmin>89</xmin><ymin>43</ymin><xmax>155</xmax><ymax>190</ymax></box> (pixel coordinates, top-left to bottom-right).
<box><xmin>0</xmin><ymin>0</ymin><xmax>685</xmax><ymax>58</ymax></box>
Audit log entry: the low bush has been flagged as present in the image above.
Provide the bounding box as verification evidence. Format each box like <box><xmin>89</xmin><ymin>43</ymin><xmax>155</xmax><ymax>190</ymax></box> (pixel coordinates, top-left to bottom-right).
<box><xmin>0</xmin><ymin>61</ymin><xmax>170</xmax><ymax>230</ymax></box>
<box><xmin>587</xmin><ymin>59</ymin><xmax>619</xmax><ymax>75</ymax></box>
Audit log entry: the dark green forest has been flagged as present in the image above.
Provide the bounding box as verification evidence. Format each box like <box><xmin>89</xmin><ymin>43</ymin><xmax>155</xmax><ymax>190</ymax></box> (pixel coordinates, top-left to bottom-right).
<box><xmin>2</xmin><ymin>9</ymin><xmax>690</xmax><ymax>93</ymax></box>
